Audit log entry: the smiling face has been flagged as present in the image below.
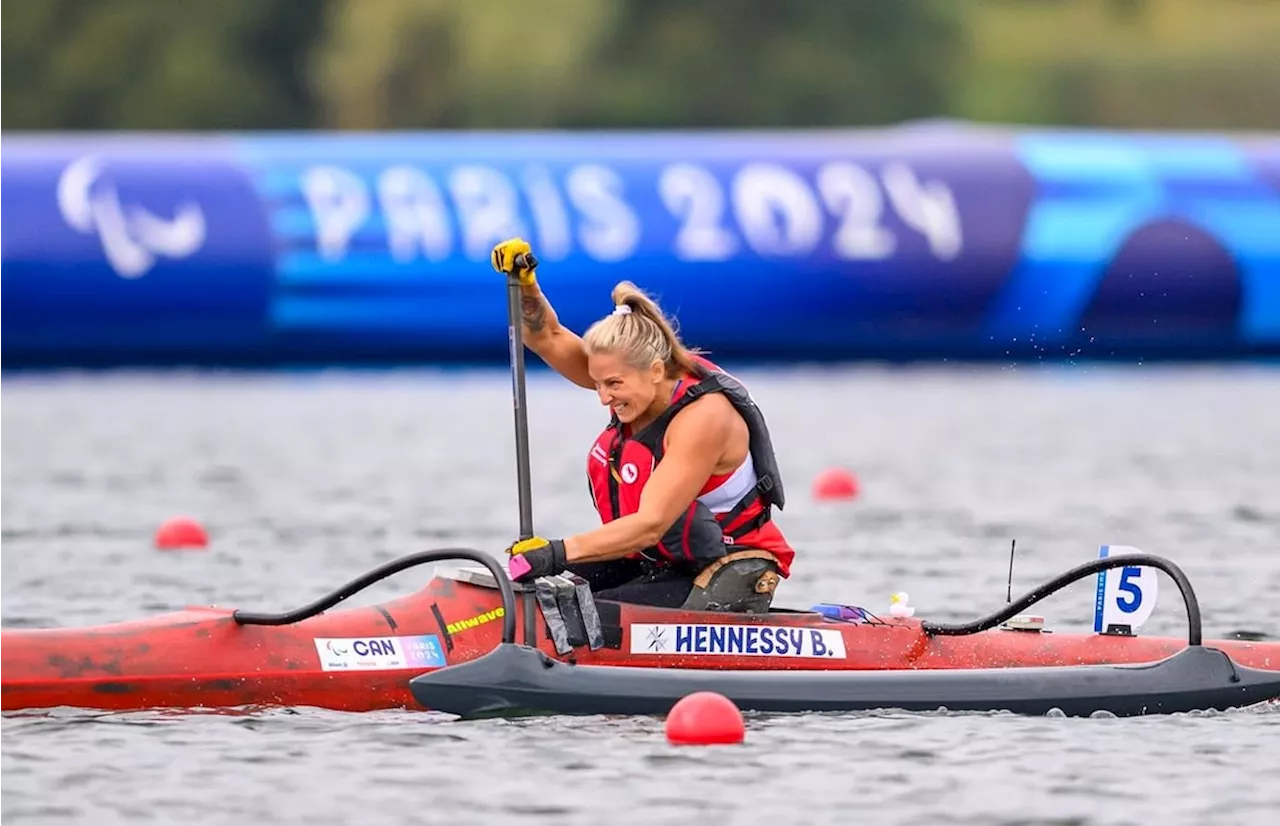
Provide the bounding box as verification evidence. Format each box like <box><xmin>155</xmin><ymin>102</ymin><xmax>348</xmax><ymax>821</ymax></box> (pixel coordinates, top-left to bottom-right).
<box><xmin>587</xmin><ymin>350</ymin><xmax>665</xmax><ymax>424</ymax></box>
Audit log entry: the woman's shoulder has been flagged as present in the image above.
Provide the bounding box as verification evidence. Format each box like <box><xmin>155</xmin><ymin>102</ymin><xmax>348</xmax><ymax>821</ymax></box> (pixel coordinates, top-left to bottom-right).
<box><xmin>669</xmin><ymin>386</ymin><xmax>737</xmax><ymax>436</ymax></box>
<box><xmin>689</xmin><ymin>353</ymin><xmax>721</xmax><ymax>375</ymax></box>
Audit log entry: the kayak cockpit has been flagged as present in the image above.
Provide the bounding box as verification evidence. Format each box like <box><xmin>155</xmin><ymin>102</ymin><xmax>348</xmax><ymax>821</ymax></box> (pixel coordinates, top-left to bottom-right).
<box><xmin>435</xmin><ymin>563</ymin><xmax>830</xmax><ymax>617</ymax></box>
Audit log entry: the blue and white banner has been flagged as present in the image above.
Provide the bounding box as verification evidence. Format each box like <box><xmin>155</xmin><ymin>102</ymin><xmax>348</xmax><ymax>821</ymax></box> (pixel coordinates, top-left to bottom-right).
<box><xmin>4</xmin><ymin>125</ymin><xmax>1279</xmax><ymax>366</ymax></box>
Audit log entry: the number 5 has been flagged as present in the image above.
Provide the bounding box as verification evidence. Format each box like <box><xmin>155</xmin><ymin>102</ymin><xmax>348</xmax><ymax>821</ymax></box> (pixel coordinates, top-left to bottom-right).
<box><xmin>1116</xmin><ymin>566</ymin><xmax>1143</xmax><ymax>613</ymax></box>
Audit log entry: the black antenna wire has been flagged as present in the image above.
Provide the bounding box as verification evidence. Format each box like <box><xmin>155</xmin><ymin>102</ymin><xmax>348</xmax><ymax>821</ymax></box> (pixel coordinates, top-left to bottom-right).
<box><xmin>1006</xmin><ymin>538</ymin><xmax>1016</xmax><ymax>604</ymax></box>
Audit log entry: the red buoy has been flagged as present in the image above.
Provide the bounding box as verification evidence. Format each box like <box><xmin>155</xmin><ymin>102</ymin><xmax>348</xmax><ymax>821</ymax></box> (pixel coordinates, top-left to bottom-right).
<box><xmin>154</xmin><ymin>516</ymin><xmax>208</xmax><ymax>550</ymax></box>
<box><xmin>665</xmin><ymin>691</ymin><xmax>745</xmax><ymax>745</ymax></box>
<box><xmin>812</xmin><ymin>467</ymin><xmax>859</xmax><ymax>501</ymax></box>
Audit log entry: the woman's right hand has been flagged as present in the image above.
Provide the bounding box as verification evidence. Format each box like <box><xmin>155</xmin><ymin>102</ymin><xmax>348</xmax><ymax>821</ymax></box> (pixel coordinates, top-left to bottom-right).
<box><xmin>491</xmin><ymin>238</ymin><xmax>538</xmax><ymax>286</ymax></box>
<box><xmin>492</xmin><ymin>238</ymin><xmax>593</xmax><ymax>389</ymax></box>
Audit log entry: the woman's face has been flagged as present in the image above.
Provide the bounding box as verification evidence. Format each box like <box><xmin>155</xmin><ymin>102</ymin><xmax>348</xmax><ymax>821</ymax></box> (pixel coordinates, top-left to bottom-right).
<box><xmin>587</xmin><ymin>350</ymin><xmax>664</xmax><ymax>424</ymax></box>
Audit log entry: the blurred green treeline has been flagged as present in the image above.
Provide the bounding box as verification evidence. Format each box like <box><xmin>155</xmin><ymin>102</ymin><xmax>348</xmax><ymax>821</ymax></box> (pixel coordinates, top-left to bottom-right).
<box><xmin>5</xmin><ymin>0</ymin><xmax>1279</xmax><ymax>132</ymax></box>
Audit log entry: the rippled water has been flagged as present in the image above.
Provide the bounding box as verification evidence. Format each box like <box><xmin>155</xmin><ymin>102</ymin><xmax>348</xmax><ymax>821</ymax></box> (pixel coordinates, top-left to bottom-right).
<box><xmin>4</xmin><ymin>364</ymin><xmax>1280</xmax><ymax>825</ymax></box>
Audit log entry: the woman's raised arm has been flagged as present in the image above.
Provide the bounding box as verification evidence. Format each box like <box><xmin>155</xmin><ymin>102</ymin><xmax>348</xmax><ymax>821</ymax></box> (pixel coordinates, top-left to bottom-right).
<box><xmin>492</xmin><ymin>238</ymin><xmax>593</xmax><ymax>390</ymax></box>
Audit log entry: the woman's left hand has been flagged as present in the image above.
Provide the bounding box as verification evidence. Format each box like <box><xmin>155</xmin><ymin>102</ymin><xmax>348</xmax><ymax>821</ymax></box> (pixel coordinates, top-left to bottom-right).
<box><xmin>506</xmin><ymin>536</ymin><xmax>568</xmax><ymax>582</ymax></box>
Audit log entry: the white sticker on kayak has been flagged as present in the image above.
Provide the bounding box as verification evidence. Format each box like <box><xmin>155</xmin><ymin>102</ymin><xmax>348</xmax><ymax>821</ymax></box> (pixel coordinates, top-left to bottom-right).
<box><xmin>313</xmin><ymin>635</ymin><xmax>447</xmax><ymax>671</ymax></box>
<box><xmin>629</xmin><ymin>623</ymin><xmax>845</xmax><ymax>658</ymax></box>
<box><xmin>1093</xmin><ymin>544</ymin><xmax>1159</xmax><ymax>634</ymax></box>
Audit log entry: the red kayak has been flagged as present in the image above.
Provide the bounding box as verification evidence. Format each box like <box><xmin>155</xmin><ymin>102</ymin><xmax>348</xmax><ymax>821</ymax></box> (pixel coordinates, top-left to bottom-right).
<box><xmin>3</xmin><ymin>547</ymin><xmax>1277</xmax><ymax>714</ymax></box>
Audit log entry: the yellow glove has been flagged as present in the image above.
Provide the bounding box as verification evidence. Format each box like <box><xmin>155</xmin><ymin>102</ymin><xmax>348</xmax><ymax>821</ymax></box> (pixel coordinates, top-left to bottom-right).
<box><xmin>491</xmin><ymin>238</ymin><xmax>538</xmax><ymax>286</ymax></box>
<box><xmin>508</xmin><ymin>536</ymin><xmax>553</xmax><ymax>555</ymax></box>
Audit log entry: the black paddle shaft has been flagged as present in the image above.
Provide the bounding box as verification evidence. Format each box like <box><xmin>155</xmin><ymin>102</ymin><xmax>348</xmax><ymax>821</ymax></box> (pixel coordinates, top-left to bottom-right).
<box><xmin>507</xmin><ymin>252</ymin><xmax>538</xmax><ymax>540</ymax></box>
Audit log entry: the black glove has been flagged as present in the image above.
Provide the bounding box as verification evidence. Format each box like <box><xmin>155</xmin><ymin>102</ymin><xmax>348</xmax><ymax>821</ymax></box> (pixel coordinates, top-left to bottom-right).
<box><xmin>506</xmin><ymin>536</ymin><xmax>567</xmax><ymax>582</ymax></box>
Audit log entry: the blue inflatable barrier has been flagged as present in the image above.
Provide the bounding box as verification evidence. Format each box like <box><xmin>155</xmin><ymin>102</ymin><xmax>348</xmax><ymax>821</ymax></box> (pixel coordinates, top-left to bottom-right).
<box><xmin>3</xmin><ymin>124</ymin><xmax>1279</xmax><ymax>367</ymax></box>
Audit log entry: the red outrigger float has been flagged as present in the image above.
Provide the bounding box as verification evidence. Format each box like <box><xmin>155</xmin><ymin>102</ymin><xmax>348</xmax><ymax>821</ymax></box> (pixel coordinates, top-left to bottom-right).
<box><xmin>3</xmin><ymin>547</ymin><xmax>1278</xmax><ymax>716</ymax></box>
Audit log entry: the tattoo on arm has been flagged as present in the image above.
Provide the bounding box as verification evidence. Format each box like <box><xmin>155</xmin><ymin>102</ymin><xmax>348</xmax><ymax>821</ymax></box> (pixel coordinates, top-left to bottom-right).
<box><xmin>521</xmin><ymin>294</ymin><xmax>549</xmax><ymax>334</ymax></box>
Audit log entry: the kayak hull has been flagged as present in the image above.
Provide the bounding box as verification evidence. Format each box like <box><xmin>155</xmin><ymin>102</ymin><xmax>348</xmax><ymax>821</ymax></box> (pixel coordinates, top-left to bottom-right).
<box><xmin>408</xmin><ymin>642</ymin><xmax>1280</xmax><ymax>719</ymax></box>
<box><xmin>0</xmin><ymin>577</ymin><xmax>508</xmax><ymax>713</ymax></box>
<box><xmin>0</xmin><ymin>602</ymin><xmax>449</xmax><ymax>713</ymax></box>
<box><xmin>3</xmin><ymin>564</ymin><xmax>1278</xmax><ymax>713</ymax></box>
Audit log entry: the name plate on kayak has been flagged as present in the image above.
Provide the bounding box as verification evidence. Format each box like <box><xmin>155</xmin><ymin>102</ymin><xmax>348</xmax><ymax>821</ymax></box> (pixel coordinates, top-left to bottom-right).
<box><xmin>629</xmin><ymin>623</ymin><xmax>846</xmax><ymax>659</ymax></box>
<box><xmin>314</xmin><ymin>635</ymin><xmax>448</xmax><ymax>671</ymax></box>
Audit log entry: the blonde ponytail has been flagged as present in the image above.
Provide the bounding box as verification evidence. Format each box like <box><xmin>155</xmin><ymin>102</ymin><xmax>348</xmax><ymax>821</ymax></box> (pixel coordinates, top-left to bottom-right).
<box><xmin>582</xmin><ymin>281</ymin><xmax>701</xmax><ymax>376</ymax></box>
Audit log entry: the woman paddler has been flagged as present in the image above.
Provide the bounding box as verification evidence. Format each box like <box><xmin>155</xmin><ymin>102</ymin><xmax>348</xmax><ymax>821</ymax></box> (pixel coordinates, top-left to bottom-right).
<box><xmin>489</xmin><ymin>237</ymin><xmax>796</xmax><ymax>613</ymax></box>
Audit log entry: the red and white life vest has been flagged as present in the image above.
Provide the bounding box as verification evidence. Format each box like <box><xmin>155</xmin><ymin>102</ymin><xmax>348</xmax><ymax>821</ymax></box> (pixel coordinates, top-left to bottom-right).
<box><xmin>585</xmin><ymin>356</ymin><xmax>795</xmax><ymax>577</ymax></box>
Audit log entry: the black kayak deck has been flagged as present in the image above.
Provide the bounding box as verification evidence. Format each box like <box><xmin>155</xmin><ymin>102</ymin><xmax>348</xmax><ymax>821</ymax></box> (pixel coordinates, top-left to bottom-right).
<box><xmin>408</xmin><ymin>644</ymin><xmax>1280</xmax><ymax>719</ymax></box>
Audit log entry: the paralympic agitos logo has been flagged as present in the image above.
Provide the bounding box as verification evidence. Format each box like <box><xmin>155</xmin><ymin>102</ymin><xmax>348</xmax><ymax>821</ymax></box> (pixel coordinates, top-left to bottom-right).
<box><xmin>56</xmin><ymin>155</ymin><xmax>207</xmax><ymax>279</ymax></box>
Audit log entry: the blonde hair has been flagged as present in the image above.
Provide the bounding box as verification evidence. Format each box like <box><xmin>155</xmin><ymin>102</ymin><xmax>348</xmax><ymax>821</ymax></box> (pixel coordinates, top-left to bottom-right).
<box><xmin>582</xmin><ymin>281</ymin><xmax>701</xmax><ymax>377</ymax></box>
